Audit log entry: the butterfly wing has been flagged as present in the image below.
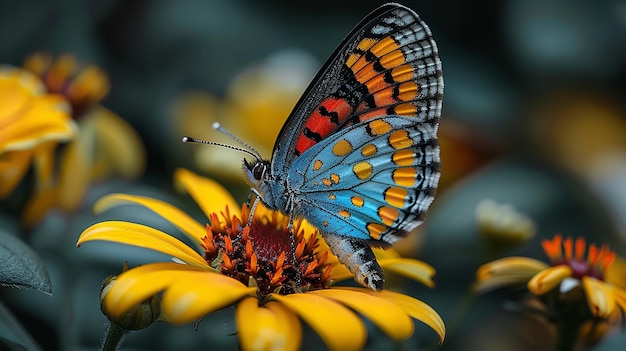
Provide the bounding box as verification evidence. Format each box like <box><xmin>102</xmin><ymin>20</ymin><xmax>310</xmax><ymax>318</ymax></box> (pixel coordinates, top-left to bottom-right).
<box><xmin>289</xmin><ymin>115</ymin><xmax>440</xmax><ymax>246</ymax></box>
<box><xmin>271</xmin><ymin>3</ymin><xmax>443</xmax><ymax>176</ymax></box>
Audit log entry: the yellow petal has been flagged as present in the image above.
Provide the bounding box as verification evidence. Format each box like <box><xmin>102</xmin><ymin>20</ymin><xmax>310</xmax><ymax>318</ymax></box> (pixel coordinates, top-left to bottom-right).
<box><xmin>77</xmin><ymin>221</ymin><xmax>209</xmax><ymax>268</ymax></box>
<box><xmin>93</xmin><ymin>194</ymin><xmax>206</xmax><ymax>248</ymax></box>
<box><xmin>475</xmin><ymin>257</ymin><xmax>549</xmax><ymax>293</ymax></box>
<box><xmin>527</xmin><ymin>265</ymin><xmax>573</xmax><ymax>295</ymax></box>
<box><xmin>85</xmin><ymin>106</ymin><xmax>145</xmax><ymax>181</ymax></box>
<box><xmin>0</xmin><ymin>94</ymin><xmax>75</xmax><ymax>152</ymax></box>
<box><xmin>270</xmin><ymin>293</ymin><xmax>366</xmax><ymax>351</ymax></box>
<box><xmin>174</xmin><ymin>168</ymin><xmax>240</xmax><ymax>219</ymax></box>
<box><xmin>0</xmin><ymin>67</ymin><xmax>45</xmax><ymax>118</ymax></box>
<box><xmin>21</xmin><ymin>142</ymin><xmax>60</xmax><ymax>226</ymax></box>
<box><xmin>582</xmin><ymin>277</ymin><xmax>616</xmax><ymax>318</ymax></box>
<box><xmin>0</xmin><ymin>67</ymin><xmax>75</xmax><ymax>152</ymax></box>
<box><xmin>379</xmin><ymin>258</ymin><xmax>436</xmax><ymax>288</ymax></box>
<box><xmin>237</xmin><ymin>297</ymin><xmax>301</xmax><ymax>351</ymax></box>
<box><xmin>605</xmin><ymin>256</ymin><xmax>626</xmax><ymax>291</ymax></box>
<box><xmin>103</xmin><ymin>262</ymin><xmax>253</xmax><ymax>323</ymax></box>
<box><xmin>342</xmin><ymin>287</ymin><xmax>445</xmax><ymax>344</ymax></box>
<box><xmin>103</xmin><ymin>262</ymin><xmax>206</xmax><ymax>318</ymax></box>
<box><xmin>310</xmin><ymin>288</ymin><xmax>414</xmax><ymax>341</ymax></box>
<box><xmin>612</xmin><ymin>286</ymin><xmax>626</xmax><ymax>314</ymax></box>
<box><xmin>327</xmin><ymin>264</ymin><xmax>353</xmax><ymax>282</ymax></box>
<box><xmin>56</xmin><ymin>136</ymin><xmax>91</xmax><ymax>212</ymax></box>
<box><xmin>161</xmin><ymin>272</ymin><xmax>255</xmax><ymax>324</ymax></box>
<box><xmin>372</xmin><ymin>247</ymin><xmax>401</xmax><ymax>260</ymax></box>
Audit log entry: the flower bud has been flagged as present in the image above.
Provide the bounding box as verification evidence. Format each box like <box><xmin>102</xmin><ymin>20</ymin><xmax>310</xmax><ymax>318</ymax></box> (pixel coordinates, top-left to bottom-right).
<box><xmin>100</xmin><ymin>267</ymin><xmax>161</xmax><ymax>331</ymax></box>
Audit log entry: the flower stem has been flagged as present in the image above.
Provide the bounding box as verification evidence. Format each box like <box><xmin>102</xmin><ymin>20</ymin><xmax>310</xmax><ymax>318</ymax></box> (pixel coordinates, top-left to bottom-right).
<box><xmin>100</xmin><ymin>322</ymin><xmax>126</xmax><ymax>351</ymax></box>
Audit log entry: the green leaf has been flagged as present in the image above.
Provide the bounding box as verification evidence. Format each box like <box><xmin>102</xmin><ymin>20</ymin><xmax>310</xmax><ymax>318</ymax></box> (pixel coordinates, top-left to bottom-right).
<box><xmin>0</xmin><ymin>230</ymin><xmax>52</xmax><ymax>295</ymax></box>
<box><xmin>0</xmin><ymin>301</ymin><xmax>41</xmax><ymax>351</ymax></box>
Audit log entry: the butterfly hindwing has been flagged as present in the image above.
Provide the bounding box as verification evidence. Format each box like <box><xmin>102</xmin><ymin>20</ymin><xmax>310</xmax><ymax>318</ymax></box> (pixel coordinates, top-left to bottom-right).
<box><xmin>271</xmin><ymin>3</ymin><xmax>443</xmax><ymax>175</ymax></box>
<box><xmin>289</xmin><ymin>115</ymin><xmax>440</xmax><ymax>245</ymax></box>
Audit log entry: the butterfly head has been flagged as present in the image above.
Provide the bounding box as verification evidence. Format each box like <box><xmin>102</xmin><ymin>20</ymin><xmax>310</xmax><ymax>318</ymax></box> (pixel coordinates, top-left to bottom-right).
<box><xmin>243</xmin><ymin>157</ymin><xmax>282</xmax><ymax>210</ymax></box>
<box><xmin>242</xmin><ymin>158</ymin><xmax>270</xmax><ymax>187</ymax></box>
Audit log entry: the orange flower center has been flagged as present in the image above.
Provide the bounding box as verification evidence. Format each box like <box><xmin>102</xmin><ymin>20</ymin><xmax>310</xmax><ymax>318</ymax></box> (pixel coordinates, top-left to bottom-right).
<box><xmin>23</xmin><ymin>53</ymin><xmax>110</xmax><ymax>116</ymax></box>
<box><xmin>200</xmin><ymin>205</ymin><xmax>332</xmax><ymax>297</ymax></box>
<box><xmin>542</xmin><ymin>234</ymin><xmax>616</xmax><ymax>280</ymax></box>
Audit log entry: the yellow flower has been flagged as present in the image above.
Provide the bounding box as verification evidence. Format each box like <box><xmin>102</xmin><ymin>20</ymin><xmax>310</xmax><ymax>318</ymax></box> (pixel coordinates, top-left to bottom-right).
<box><xmin>19</xmin><ymin>53</ymin><xmax>145</xmax><ymax>225</ymax></box>
<box><xmin>77</xmin><ymin>169</ymin><xmax>445</xmax><ymax>350</ymax></box>
<box><xmin>476</xmin><ymin>234</ymin><xmax>626</xmax><ymax>319</ymax></box>
<box><xmin>23</xmin><ymin>53</ymin><xmax>109</xmax><ymax>115</ymax></box>
<box><xmin>475</xmin><ymin>199</ymin><xmax>536</xmax><ymax>244</ymax></box>
<box><xmin>0</xmin><ymin>66</ymin><xmax>75</xmax><ymax>200</ymax></box>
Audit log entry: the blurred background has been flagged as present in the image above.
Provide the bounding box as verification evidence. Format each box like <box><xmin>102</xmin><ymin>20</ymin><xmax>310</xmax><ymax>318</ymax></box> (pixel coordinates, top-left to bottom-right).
<box><xmin>1</xmin><ymin>0</ymin><xmax>626</xmax><ymax>350</ymax></box>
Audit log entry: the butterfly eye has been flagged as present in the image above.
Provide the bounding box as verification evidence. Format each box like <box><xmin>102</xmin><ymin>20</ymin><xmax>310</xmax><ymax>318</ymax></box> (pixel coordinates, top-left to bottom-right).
<box><xmin>252</xmin><ymin>162</ymin><xmax>266</xmax><ymax>181</ymax></box>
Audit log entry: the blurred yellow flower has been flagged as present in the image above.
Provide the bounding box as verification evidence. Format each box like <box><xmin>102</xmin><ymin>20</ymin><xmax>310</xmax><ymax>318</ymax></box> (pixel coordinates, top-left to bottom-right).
<box><xmin>19</xmin><ymin>53</ymin><xmax>145</xmax><ymax>225</ymax></box>
<box><xmin>475</xmin><ymin>199</ymin><xmax>536</xmax><ymax>245</ymax></box>
<box><xmin>172</xmin><ymin>50</ymin><xmax>317</xmax><ymax>179</ymax></box>
<box><xmin>0</xmin><ymin>66</ymin><xmax>75</xmax><ymax>200</ymax></box>
<box><xmin>78</xmin><ymin>168</ymin><xmax>445</xmax><ymax>350</ymax></box>
<box><xmin>476</xmin><ymin>234</ymin><xmax>626</xmax><ymax>319</ymax></box>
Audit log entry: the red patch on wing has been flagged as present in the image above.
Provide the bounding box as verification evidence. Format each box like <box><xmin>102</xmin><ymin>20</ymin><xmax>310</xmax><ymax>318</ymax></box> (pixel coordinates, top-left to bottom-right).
<box><xmin>295</xmin><ymin>97</ymin><xmax>353</xmax><ymax>155</ymax></box>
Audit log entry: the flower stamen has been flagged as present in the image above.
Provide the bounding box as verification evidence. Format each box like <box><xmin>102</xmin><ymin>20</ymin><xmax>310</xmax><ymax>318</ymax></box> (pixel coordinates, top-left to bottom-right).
<box><xmin>542</xmin><ymin>235</ymin><xmax>616</xmax><ymax>281</ymax></box>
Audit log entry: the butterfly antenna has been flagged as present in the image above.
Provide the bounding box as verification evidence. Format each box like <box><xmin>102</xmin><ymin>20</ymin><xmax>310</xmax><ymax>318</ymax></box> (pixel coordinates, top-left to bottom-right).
<box><xmin>182</xmin><ymin>122</ymin><xmax>264</xmax><ymax>160</ymax></box>
<box><xmin>211</xmin><ymin>122</ymin><xmax>263</xmax><ymax>160</ymax></box>
<box><xmin>181</xmin><ymin>135</ymin><xmax>260</xmax><ymax>160</ymax></box>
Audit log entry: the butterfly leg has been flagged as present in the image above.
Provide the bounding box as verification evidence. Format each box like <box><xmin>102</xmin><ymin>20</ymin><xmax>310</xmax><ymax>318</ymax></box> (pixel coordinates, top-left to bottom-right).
<box><xmin>323</xmin><ymin>232</ymin><xmax>384</xmax><ymax>291</ymax></box>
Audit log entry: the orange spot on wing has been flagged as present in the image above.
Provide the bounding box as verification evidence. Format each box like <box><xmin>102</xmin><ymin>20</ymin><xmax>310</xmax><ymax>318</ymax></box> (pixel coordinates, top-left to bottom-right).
<box><xmin>367</xmin><ymin>223</ymin><xmax>387</xmax><ymax>240</ymax></box>
<box><xmin>357</xmin><ymin>38</ymin><xmax>378</xmax><ymax>51</ymax></box>
<box><xmin>394</xmin><ymin>103</ymin><xmax>417</xmax><ymax>116</ymax></box>
<box><xmin>338</xmin><ymin>209</ymin><xmax>351</xmax><ymax>218</ymax></box>
<box><xmin>389</xmin><ymin>130</ymin><xmax>414</xmax><ymax>149</ymax></box>
<box><xmin>392</xmin><ymin>149</ymin><xmax>415</xmax><ymax>166</ymax></box>
<box><xmin>368</xmin><ymin>120</ymin><xmax>392</xmax><ymax>135</ymax></box>
<box><xmin>397</xmin><ymin>82</ymin><xmax>419</xmax><ymax>101</ymax></box>
<box><xmin>358</xmin><ymin>68</ymin><xmax>386</xmax><ymax>89</ymax></box>
<box><xmin>380</xmin><ymin>50</ymin><xmax>406</xmax><ymax>69</ymax></box>
<box><xmin>351</xmin><ymin>196</ymin><xmax>364</xmax><ymax>207</ymax></box>
<box><xmin>393</xmin><ymin>168</ymin><xmax>417</xmax><ymax>187</ymax></box>
<box><xmin>313</xmin><ymin>159</ymin><xmax>323</xmax><ymax>171</ymax></box>
<box><xmin>347</xmin><ymin>38</ymin><xmax>379</xmax><ymax>72</ymax></box>
<box><xmin>361</xmin><ymin>144</ymin><xmax>377</xmax><ymax>157</ymax></box>
<box><xmin>353</xmin><ymin>161</ymin><xmax>373</xmax><ymax>180</ymax></box>
<box><xmin>365</xmin><ymin>82</ymin><xmax>418</xmax><ymax>110</ymax></box>
<box><xmin>378</xmin><ymin>206</ymin><xmax>399</xmax><ymax>226</ymax></box>
<box><xmin>384</xmin><ymin>187</ymin><xmax>409</xmax><ymax>207</ymax></box>
<box><xmin>332</xmin><ymin>139</ymin><xmax>353</xmax><ymax>156</ymax></box>
<box><xmin>346</xmin><ymin>53</ymin><xmax>360</xmax><ymax>69</ymax></box>
<box><xmin>370</xmin><ymin>37</ymin><xmax>399</xmax><ymax>58</ymax></box>
<box><xmin>391</xmin><ymin>65</ymin><xmax>415</xmax><ymax>82</ymax></box>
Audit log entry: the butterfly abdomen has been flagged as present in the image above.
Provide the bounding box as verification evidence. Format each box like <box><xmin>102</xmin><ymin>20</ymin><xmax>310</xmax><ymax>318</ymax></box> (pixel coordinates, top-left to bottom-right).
<box><xmin>322</xmin><ymin>232</ymin><xmax>385</xmax><ymax>291</ymax></box>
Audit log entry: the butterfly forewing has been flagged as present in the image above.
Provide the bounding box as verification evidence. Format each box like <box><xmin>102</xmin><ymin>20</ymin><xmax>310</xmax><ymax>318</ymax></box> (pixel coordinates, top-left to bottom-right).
<box><xmin>271</xmin><ymin>3</ymin><xmax>443</xmax><ymax>175</ymax></box>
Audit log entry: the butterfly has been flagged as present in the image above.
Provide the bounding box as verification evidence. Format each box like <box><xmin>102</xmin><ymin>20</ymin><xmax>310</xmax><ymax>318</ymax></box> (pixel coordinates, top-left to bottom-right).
<box><xmin>186</xmin><ymin>3</ymin><xmax>442</xmax><ymax>291</ymax></box>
